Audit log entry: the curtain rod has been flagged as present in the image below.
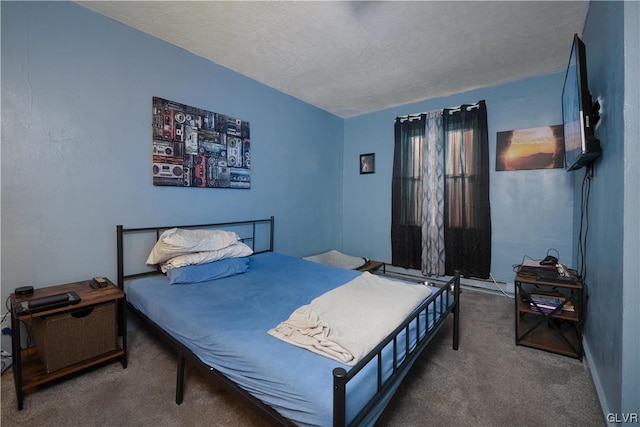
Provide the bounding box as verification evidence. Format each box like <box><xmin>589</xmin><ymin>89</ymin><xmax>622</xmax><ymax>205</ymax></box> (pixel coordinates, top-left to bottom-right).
<box><xmin>395</xmin><ymin>113</ymin><xmax>424</xmax><ymax>122</ymax></box>
<box><xmin>446</xmin><ymin>102</ymin><xmax>480</xmax><ymax>114</ymax></box>
<box><xmin>395</xmin><ymin>101</ymin><xmax>482</xmax><ymax>122</ymax></box>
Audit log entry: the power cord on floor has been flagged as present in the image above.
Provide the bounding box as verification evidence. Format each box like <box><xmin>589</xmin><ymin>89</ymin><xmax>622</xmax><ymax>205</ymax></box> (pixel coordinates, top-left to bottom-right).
<box><xmin>489</xmin><ymin>273</ymin><xmax>514</xmax><ymax>299</ymax></box>
<box><xmin>1</xmin><ymin>350</ymin><xmax>12</xmax><ymax>375</ymax></box>
<box><xmin>1</xmin><ymin>296</ymin><xmax>13</xmax><ymax>374</ymax></box>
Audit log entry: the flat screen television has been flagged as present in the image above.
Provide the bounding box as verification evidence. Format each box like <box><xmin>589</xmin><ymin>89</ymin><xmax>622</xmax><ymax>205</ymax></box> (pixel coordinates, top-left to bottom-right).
<box><xmin>561</xmin><ymin>34</ymin><xmax>601</xmax><ymax>171</ymax></box>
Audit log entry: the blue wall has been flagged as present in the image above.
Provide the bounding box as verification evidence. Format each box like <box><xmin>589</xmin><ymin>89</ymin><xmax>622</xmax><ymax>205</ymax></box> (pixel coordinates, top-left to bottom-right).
<box><xmin>580</xmin><ymin>0</ymin><xmax>640</xmax><ymax>417</ymax></box>
<box><xmin>621</xmin><ymin>0</ymin><xmax>640</xmax><ymax>415</ymax></box>
<box><xmin>342</xmin><ymin>72</ymin><xmax>574</xmax><ymax>284</ymax></box>
<box><xmin>1</xmin><ymin>1</ymin><xmax>344</xmax><ymax>303</ymax></box>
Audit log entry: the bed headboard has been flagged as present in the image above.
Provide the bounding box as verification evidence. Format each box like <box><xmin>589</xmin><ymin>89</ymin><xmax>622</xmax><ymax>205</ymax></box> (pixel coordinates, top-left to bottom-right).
<box><xmin>116</xmin><ymin>216</ymin><xmax>274</xmax><ymax>290</ymax></box>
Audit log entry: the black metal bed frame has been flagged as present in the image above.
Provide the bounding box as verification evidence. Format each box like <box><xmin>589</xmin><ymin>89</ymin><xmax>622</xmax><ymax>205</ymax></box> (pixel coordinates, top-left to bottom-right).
<box><xmin>116</xmin><ymin>217</ymin><xmax>460</xmax><ymax>427</ymax></box>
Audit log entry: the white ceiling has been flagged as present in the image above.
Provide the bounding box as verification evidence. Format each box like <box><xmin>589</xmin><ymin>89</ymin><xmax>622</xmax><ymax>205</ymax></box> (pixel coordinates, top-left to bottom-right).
<box><xmin>76</xmin><ymin>1</ymin><xmax>589</xmax><ymax>118</ymax></box>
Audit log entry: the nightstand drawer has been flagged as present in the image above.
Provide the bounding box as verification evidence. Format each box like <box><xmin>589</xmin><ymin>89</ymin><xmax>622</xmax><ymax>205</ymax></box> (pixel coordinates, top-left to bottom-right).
<box><xmin>32</xmin><ymin>301</ymin><xmax>117</xmax><ymax>372</ymax></box>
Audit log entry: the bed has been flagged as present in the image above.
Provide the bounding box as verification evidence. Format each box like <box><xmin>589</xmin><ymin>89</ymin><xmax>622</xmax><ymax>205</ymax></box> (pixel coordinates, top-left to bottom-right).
<box><xmin>116</xmin><ymin>217</ymin><xmax>460</xmax><ymax>426</ymax></box>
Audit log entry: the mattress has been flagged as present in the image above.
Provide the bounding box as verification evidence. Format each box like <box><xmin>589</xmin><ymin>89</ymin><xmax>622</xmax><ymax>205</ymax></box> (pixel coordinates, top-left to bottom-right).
<box><xmin>126</xmin><ymin>252</ymin><xmax>449</xmax><ymax>426</ymax></box>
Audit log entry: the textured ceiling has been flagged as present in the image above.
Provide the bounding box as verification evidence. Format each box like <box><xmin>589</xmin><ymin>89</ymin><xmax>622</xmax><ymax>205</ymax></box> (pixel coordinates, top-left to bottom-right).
<box><xmin>77</xmin><ymin>1</ymin><xmax>589</xmax><ymax>118</ymax></box>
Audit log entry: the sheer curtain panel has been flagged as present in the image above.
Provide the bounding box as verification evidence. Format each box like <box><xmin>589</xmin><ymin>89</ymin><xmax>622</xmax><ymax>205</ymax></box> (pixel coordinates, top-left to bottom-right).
<box><xmin>421</xmin><ymin>111</ymin><xmax>445</xmax><ymax>276</ymax></box>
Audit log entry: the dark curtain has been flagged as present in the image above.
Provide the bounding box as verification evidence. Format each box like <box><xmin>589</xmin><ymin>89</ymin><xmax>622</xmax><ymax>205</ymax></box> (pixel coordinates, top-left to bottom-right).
<box><xmin>442</xmin><ymin>101</ymin><xmax>491</xmax><ymax>279</ymax></box>
<box><xmin>391</xmin><ymin>115</ymin><xmax>425</xmax><ymax>269</ymax></box>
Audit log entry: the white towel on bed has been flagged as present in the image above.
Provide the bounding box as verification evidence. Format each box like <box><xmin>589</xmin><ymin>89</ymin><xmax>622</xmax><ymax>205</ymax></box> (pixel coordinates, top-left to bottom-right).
<box><xmin>303</xmin><ymin>250</ymin><xmax>367</xmax><ymax>270</ymax></box>
<box><xmin>268</xmin><ymin>272</ymin><xmax>431</xmax><ymax>365</ymax></box>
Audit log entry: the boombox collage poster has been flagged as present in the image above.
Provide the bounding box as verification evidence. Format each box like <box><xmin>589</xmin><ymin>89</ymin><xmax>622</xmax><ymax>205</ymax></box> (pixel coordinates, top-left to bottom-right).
<box><xmin>152</xmin><ymin>97</ymin><xmax>251</xmax><ymax>189</ymax></box>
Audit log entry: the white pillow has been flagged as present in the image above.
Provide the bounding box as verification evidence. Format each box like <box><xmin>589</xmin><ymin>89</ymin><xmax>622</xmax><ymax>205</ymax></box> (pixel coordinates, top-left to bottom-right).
<box><xmin>160</xmin><ymin>242</ymin><xmax>254</xmax><ymax>272</ymax></box>
<box><xmin>146</xmin><ymin>228</ymin><xmax>240</xmax><ymax>265</ymax></box>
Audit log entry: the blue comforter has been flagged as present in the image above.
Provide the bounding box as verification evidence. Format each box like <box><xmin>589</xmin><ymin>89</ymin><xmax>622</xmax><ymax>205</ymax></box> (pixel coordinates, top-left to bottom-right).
<box><xmin>127</xmin><ymin>252</ymin><xmax>448</xmax><ymax>426</ymax></box>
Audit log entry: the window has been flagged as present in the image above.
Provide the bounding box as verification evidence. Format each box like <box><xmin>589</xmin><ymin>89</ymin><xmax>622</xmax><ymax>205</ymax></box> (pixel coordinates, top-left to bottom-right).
<box><xmin>391</xmin><ymin>115</ymin><xmax>426</xmax><ymax>269</ymax></box>
<box><xmin>443</xmin><ymin>102</ymin><xmax>491</xmax><ymax>279</ymax></box>
<box><xmin>445</xmin><ymin>127</ymin><xmax>477</xmax><ymax>228</ymax></box>
<box><xmin>392</xmin><ymin>102</ymin><xmax>491</xmax><ymax>279</ymax></box>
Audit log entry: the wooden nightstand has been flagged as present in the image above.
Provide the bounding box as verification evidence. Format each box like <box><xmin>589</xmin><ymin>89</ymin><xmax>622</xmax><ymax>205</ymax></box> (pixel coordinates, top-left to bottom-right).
<box><xmin>10</xmin><ymin>278</ymin><xmax>127</xmax><ymax>410</ymax></box>
<box><xmin>514</xmin><ymin>273</ymin><xmax>584</xmax><ymax>359</ymax></box>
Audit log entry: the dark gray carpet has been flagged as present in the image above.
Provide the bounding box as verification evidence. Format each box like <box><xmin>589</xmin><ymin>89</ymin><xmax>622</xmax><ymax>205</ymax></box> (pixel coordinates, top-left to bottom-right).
<box><xmin>1</xmin><ymin>289</ymin><xmax>604</xmax><ymax>426</ymax></box>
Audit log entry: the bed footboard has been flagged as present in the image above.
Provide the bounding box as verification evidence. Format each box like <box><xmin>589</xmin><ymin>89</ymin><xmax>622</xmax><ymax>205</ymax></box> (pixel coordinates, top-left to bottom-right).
<box><xmin>333</xmin><ymin>272</ymin><xmax>461</xmax><ymax>427</ymax></box>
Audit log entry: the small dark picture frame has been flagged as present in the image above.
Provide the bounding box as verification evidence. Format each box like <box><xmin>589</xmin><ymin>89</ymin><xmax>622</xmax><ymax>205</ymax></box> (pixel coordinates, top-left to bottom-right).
<box><xmin>360</xmin><ymin>153</ymin><xmax>375</xmax><ymax>174</ymax></box>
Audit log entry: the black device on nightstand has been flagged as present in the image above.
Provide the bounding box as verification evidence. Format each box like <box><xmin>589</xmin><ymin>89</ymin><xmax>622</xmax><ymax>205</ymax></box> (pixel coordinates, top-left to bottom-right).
<box><xmin>90</xmin><ymin>277</ymin><xmax>110</xmax><ymax>289</ymax></box>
